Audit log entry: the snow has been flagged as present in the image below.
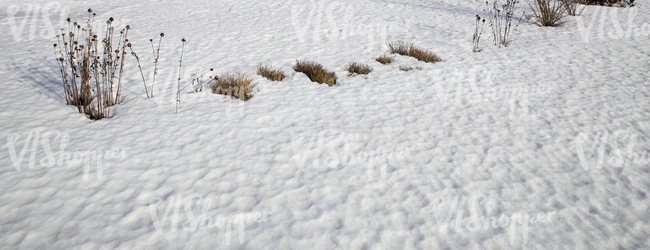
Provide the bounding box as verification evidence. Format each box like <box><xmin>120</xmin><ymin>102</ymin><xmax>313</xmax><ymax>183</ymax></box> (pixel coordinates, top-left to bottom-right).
<box><xmin>1</xmin><ymin>0</ymin><xmax>649</xmax><ymax>249</ymax></box>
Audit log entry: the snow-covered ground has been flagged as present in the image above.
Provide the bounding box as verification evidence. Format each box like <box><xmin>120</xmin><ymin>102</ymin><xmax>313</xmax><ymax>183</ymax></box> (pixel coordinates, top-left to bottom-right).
<box><xmin>1</xmin><ymin>0</ymin><xmax>649</xmax><ymax>249</ymax></box>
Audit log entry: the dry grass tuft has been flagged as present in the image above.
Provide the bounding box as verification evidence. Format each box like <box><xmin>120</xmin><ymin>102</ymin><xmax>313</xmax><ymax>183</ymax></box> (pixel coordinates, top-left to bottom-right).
<box><xmin>387</xmin><ymin>41</ymin><xmax>442</xmax><ymax>63</ymax></box>
<box><xmin>210</xmin><ymin>74</ymin><xmax>256</xmax><ymax>101</ymax></box>
<box><xmin>399</xmin><ymin>65</ymin><xmax>422</xmax><ymax>71</ymax></box>
<box><xmin>293</xmin><ymin>60</ymin><xmax>337</xmax><ymax>86</ymax></box>
<box><xmin>375</xmin><ymin>55</ymin><xmax>394</xmax><ymax>64</ymax></box>
<box><xmin>344</xmin><ymin>62</ymin><xmax>372</xmax><ymax>75</ymax></box>
<box><xmin>257</xmin><ymin>64</ymin><xmax>286</xmax><ymax>81</ymax></box>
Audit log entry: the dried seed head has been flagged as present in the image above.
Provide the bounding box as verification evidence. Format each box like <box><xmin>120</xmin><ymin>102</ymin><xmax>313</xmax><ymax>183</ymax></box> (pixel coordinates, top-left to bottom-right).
<box><xmin>210</xmin><ymin>68</ymin><xmax>214</xmax><ymax>71</ymax></box>
<box><xmin>160</xmin><ymin>33</ymin><xmax>164</xmax><ymax>37</ymax></box>
<box><xmin>59</xmin><ymin>57</ymin><xmax>64</xmax><ymax>61</ymax></box>
<box><xmin>93</xmin><ymin>35</ymin><xmax>98</xmax><ymax>39</ymax></box>
<box><xmin>88</xmin><ymin>8</ymin><xmax>92</xmax><ymax>13</ymax></box>
<box><xmin>127</xmin><ymin>43</ymin><xmax>132</xmax><ymax>47</ymax></box>
<box><xmin>67</xmin><ymin>18</ymin><xmax>71</xmax><ymax>22</ymax></box>
<box><xmin>149</xmin><ymin>39</ymin><xmax>153</xmax><ymax>42</ymax></box>
<box><xmin>182</xmin><ymin>38</ymin><xmax>186</xmax><ymax>42</ymax></box>
<box><xmin>53</xmin><ymin>43</ymin><xmax>57</xmax><ymax>47</ymax></box>
<box><xmin>126</xmin><ymin>25</ymin><xmax>130</xmax><ymax>29</ymax></box>
<box><xmin>115</xmin><ymin>49</ymin><xmax>119</xmax><ymax>53</ymax></box>
<box><xmin>109</xmin><ymin>17</ymin><xmax>114</xmax><ymax>22</ymax></box>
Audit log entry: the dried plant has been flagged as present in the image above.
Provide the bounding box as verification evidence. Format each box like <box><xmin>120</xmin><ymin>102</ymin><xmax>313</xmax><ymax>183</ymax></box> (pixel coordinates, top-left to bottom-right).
<box><xmin>150</xmin><ymin>33</ymin><xmax>164</xmax><ymax>97</ymax></box>
<box><xmin>484</xmin><ymin>0</ymin><xmax>524</xmax><ymax>47</ymax></box>
<box><xmin>526</xmin><ymin>0</ymin><xmax>566</xmax><ymax>26</ymax></box>
<box><xmin>210</xmin><ymin>74</ymin><xmax>257</xmax><ymax>101</ymax></box>
<box><xmin>473</xmin><ymin>15</ymin><xmax>487</xmax><ymax>52</ymax></box>
<box><xmin>257</xmin><ymin>64</ymin><xmax>286</xmax><ymax>81</ymax></box>
<box><xmin>577</xmin><ymin>0</ymin><xmax>633</xmax><ymax>6</ymax></box>
<box><xmin>344</xmin><ymin>62</ymin><xmax>372</xmax><ymax>75</ymax></box>
<box><xmin>387</xmin><ymin>41</ymin><xmax>442</xmax><ymax>63</ymax></box>
<box><xmin>293</xmin><ymin>60</ymin><xmax>337</xmax><ymax>86</ymax></box>
<box><xmin>375</xmin><ymin>55</ymin><xmax>394</xmax><ymax>64</ymax></box>
<box><xmin>53</xmin><ymin>9</ymin><xmax>130</xmax><ymax>120</ymax></box>
<box><xmin>399</xmin><ymin>65</ymin><xmax>421</xmax><ymax>71</ymax></box>
<box><xmin>176</xmin><ymin>38</ymin><xmax>185</xmax><ymax>113</ymax></box>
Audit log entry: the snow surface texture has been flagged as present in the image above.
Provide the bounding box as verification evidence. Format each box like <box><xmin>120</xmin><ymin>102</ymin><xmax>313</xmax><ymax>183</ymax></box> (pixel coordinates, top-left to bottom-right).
<box><xmin>1</xmin><ymin>0</ymin><xmax>650</xmax><ymax>249</ymax></box>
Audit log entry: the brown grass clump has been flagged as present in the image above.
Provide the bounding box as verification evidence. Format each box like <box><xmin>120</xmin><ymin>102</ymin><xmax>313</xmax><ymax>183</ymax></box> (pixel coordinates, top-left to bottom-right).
<box><xmin>399</xmin><ymin>65</ymin><xmax>421</xmax><ymax>71</ymax></box>
<box><xmin>387</xmin><ymin>41</ymin><xmax>442</xmax><ymax>63</ymax></box>
<box><xmin>257</xmin><ymin>64</ymin><xmax>286</xmax><ymax>81</ymax></box>
<box><xmin>210</xmin><ymin>74</ymin><xmax>256</xmax><ymax>101</ymax></box>
<box><xmin>344</xmin><ymin>62</ymin><xmax>372</xmax><ymax>75</ymax></box>
<box><xmin>293</xmin><ymin>60</ymin><xmax>337</xmax><ymax>86</ymax></box>
<box><xmin>375</xmin><ymin>55</ymin><xmax>394</xmax><ymax>64</ymax></box>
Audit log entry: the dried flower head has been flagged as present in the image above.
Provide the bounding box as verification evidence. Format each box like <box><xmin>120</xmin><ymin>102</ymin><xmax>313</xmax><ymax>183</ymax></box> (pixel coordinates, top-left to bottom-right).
<box><xmin>109</xmin><ymin>17</ymin><xmax>114</xmax><ymax>22</ymax></box>
<box><xmin>126</xmin><ymin>25</ymin><xmax>130</xmax><ymax>29</ymax></box>
<box><xmin>127</xmin><ymin>43</ymin><xmax>132</xmax><ymax>47</ymax></box>
<box><xmin>160</xmin><ymin>33</ymin><xmax>165</xmax><ymax>37</ymax></box>
<box><xmin>182</xmin><ymin>38</ymin><xmax>186</xmax><ymax>42</ymax></box>
<box><xmin>53</xmin><ymin>43</ymin><xmax>57</xmax><ymax>47</ymax></box>
<box><xmin>88</xmin><ymin>8</ymin><xmax>92</xmax><ymax>13</ymax></box>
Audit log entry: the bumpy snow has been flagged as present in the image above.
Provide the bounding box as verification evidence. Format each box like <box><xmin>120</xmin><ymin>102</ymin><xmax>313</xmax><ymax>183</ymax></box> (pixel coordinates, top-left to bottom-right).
<box><xmin>1</xmin><ymin>0</ymin><xmax>649</xmax><ymax>249</ymax></box>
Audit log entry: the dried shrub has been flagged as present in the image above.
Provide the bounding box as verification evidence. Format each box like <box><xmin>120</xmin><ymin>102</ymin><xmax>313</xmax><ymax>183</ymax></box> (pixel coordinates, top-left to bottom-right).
<box><xmin>562</xmin><ymin>0</ymin><xmax>581</xmax><ymax>16</ymax></box>
<box><xmin>577</xmin><ymin>0</ymin><xmax>633</xmax><ymax>6</ymax></box>
<box><xmin>293</xmin><ymin>60</ymin><xmax>337</xmax><ymax>86</ymax></box>
<box><xmin>387</xmin><ymin>41</ymin><xmax>442</xmax><ymax>63</ymax></box>
<box><xmin>210</xmin><ymin>74</ymin><xmax>256</xmax><ymax>101</ymax></box>
<box><xmin>344</xmin><ymin>62</ymin><xmax>372</xmax><ymax>75</ymax></box>
<box><xmin>526</xmin><ymin>0</ymin><xmax>566</xmax><ymax>26</ymax></box>
<box><xmin>257</xmin><ymin>64</ymin><xmax>286</xmax><ymax>81</ymax></box>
